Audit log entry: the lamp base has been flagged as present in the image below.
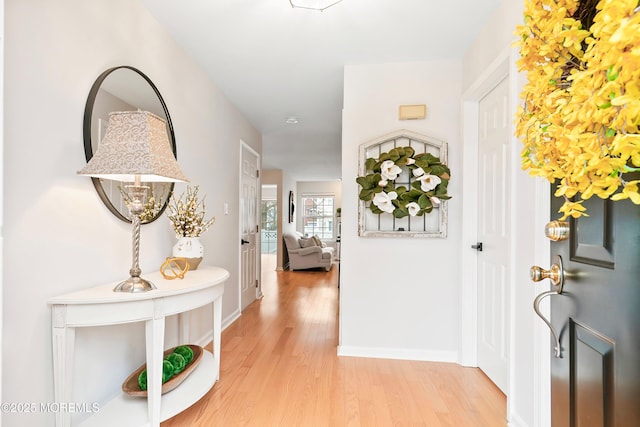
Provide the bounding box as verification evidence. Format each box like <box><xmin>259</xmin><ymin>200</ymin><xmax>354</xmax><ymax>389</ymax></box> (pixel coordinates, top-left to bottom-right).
<box><xmin>113</xmin><ymin>276</ymin><xmax>156</xmax><ymax>293</ymax></box>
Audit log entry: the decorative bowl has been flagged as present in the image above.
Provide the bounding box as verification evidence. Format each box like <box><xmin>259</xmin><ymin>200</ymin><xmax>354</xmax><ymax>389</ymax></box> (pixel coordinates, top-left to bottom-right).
<box><xmin>122</xmin><ymin>344</ymin><xmax>203</xmax><ymax>396</ymax></box>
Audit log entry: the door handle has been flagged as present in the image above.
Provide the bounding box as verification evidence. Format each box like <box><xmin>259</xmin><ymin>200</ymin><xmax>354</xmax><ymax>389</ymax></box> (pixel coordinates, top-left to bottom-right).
<box><xmin>471</xmin><ymin>242</ymin><xmax>483</xmax><ymax>251</ymax></box>
<box><xmin>530</xmin><ymin>259</ymin><xmax>564</xmax><ymax>289</ymax></box>
<box><xmin>530</xmin><ymin>255</ymin><xmax>565</xmax><ymax>358</ymax></box>
<box><xmin>241</xmin><ymin>239</ymin><xmax>249</xmax><ymax>245</ymax></box>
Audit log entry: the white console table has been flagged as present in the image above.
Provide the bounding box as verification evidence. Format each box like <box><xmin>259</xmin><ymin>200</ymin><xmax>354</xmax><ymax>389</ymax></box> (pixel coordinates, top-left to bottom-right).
<box><xmin>48</xmin><ymin>265</ymin><xmax>228</xmax><ymax>427</ymax></box>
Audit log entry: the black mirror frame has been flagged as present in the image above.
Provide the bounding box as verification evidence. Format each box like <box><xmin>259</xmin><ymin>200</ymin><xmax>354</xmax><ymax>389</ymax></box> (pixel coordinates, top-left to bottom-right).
<box><xmin>82</xmin><ymin>65</ymin><xmax>177</xmax><ymax>223</ymax></box>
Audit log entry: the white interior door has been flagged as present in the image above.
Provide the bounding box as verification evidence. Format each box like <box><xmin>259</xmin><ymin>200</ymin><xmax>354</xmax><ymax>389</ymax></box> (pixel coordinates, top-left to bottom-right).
<box><xmin>240</xmin><ymin>143</ymin><xmax>260</xmax><ymax>310</ymax></box>
<box><xmin>477</xmin><ymin>77</ymin><xmax>510</xmax><ymax>393</ymax></box>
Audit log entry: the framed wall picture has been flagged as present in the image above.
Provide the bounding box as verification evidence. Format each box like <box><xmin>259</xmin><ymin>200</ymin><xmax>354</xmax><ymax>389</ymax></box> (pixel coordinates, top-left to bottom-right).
<box><xmin>288</xmin><ymin>190</ymin><xmax>295</xmax><ymax>223</ymax></box>
<box><xmin>357</xmin><ymin>130</ymin><xmax>449</xmax><ymax>238</ymax></box>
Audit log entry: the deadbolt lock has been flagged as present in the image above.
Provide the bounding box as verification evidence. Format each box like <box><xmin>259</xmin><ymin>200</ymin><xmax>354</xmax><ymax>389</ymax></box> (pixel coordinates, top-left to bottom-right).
<box><xmin>544</xmin><ymin>220</ymin><xmax>570</xmax><ymax>241</ymax></box>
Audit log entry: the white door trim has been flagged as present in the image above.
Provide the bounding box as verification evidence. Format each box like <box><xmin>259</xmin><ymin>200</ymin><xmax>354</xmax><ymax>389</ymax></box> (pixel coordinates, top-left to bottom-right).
<box><xmin>461</xmin><ymin>45</ymin><xmax>550</xmax><ymax>426</ymax></box>
<box><xmin>239</xmin><ymin>140</ymin><xmax>263</xmax><ymax>310</ymax></box>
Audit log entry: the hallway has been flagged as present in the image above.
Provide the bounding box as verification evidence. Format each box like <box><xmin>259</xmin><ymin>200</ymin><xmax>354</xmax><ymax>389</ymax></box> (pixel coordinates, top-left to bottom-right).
<box><xmin>163</xmin><ymin>261</ymin><xmax>506</xmax><ymax>426</ymax></box>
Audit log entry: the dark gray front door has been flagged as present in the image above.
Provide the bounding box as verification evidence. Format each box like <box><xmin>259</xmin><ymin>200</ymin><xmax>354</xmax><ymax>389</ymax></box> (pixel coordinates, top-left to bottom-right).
<box><xmin>549</xmin><ymin>190</ymin><xmax>640</xmax><ymax>426</ymax></box>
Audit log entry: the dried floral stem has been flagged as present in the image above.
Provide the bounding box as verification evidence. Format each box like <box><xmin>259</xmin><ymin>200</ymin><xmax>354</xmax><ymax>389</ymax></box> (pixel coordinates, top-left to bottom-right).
<box><xmin>167</xmin><ymin>186</ymin><xmax>216</xmax><ymax>238</ymax></box>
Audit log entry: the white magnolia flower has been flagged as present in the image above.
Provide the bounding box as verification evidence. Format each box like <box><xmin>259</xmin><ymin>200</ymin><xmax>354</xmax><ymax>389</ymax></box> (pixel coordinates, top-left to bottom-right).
<box><xmin>417</xmin><ymin>174</ymin><xmax>441</xmax><ymax>192</ymax></box>
<box><xmin>380</xmin><ymin>160</ymin><xmax>402</xmax><ymax>181</ymax></box>
<box><xmin>412</xmin><ymin>167</ymin><xmax>425</xmax><ymax>178</ymax></box>
<box><xmin>430</xmin><ymin>196</ymin><xmax>441</xmax><ymax>205</ymax></box>
<box><xmin>406</xmin><ymin>157</ymin><xmax>416</xmax><ymax>165</ymax></box>
<box><xmin>406</xmin><ymin>202</ymin><xmax>420</xmax><ymax>216</ymax></box>
<box><xmin>372</xmin><ymin>191</ymin><xmax>397</xmax><ymax>213</ymax></box>
<box><xmin>378</xmin><ymin>179</ymin><xmax>388</xmax><ymax>187</ymax></box>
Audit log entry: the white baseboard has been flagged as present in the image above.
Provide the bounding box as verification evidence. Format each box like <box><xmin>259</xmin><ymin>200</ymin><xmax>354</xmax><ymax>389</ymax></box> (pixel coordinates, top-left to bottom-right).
<box><xmin>223</xmin><ymin>309</ymin><xmax>241</xmax><ymax>330</ymax></box>
<box><xmin>337</xmin><ymin>345</ymin><xmax>458</xmax><ymax>363</ymax></box>
<box><xmin>192</xmin><ymin>309</ymin><xmax>241</xmax><ymax>347</ymax></box>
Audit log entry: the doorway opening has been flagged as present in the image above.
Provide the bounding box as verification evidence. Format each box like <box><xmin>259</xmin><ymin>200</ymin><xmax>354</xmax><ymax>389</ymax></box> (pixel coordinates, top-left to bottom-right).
<box><xmin>261</xmin><ymin>184</ymin><xmax>278</xmax><ymax>274</ymax></box>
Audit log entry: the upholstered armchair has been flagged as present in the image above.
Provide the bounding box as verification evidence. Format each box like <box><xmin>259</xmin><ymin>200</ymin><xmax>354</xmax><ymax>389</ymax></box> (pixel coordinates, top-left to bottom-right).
<box><xmin>283</xmin><ymin>232</ymin><xmax>334</xmax><ymax>271</ymax></box>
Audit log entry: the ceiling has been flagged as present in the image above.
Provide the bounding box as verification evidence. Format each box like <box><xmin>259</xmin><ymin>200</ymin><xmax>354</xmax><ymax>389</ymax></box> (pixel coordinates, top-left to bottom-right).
<box><xmin>142</xmin><ymin>0</ymin><xmax>502</xmax><ymax>181</ymax></box>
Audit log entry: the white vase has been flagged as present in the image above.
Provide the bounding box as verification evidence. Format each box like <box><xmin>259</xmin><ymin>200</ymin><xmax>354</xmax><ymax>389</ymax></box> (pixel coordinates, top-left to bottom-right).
<box><xmin>172</xmin><ymin>237</ymin><xmax>204</xmax><ymax>269</ymax></box>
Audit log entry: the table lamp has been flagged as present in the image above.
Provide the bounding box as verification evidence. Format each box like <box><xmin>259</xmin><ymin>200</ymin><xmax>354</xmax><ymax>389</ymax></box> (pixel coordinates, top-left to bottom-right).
<box><xmin>78</xmin><ymin>110</ymin><xmax>188</xmax><ymax>292</ymax></box>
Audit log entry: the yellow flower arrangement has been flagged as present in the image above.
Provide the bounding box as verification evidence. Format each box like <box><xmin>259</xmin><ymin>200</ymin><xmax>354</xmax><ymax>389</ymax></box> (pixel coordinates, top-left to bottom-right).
<box><xmin>515</xmin><ymin>0</ymin><xmax>640</xmax><ymax>218</ymax></box>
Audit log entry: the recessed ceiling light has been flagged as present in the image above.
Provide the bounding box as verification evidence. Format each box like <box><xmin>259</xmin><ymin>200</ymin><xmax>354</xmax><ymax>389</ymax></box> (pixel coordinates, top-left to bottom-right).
<box><xmin>285</xmin><ymin>116</ymin><xmax>299</xmax><ymax>124</ymax></box>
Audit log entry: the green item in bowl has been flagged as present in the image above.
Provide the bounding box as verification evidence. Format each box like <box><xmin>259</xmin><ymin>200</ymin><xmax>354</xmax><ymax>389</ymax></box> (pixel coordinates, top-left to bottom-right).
<box><xmin>162</xmin><ymin>360</ymin><xmax>175</xmax><ymax>383</ymax></box>
<box><xmin>166</xmin><ymin>353</ymin><xmax>186</xmax><ymax>374</ymax></box>
<box><xmin>173</xmin><ymin>345</ymin><xmax>194</xmax><ymax>365</ymax></box>
<box><xmin>138</xmin><ymin>369</ymin><xmax>147</xmax><ymax>391</ymax></box>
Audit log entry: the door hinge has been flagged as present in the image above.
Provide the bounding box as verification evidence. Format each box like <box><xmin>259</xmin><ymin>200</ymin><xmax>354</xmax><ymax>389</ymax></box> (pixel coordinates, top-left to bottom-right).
<box><xmin>256</xmin><ymin>170</ymin><xmax>260</xmax><ymax>178</ymax></box>
<box><xmin>256</xmin><ymin>225</ymin><xmax>259</xmax><ymax>233</ymax></box>
<box><xmin>255</xmin><ymin>279</ymin><xmax>259</xmax><ymax>288</ymax></box>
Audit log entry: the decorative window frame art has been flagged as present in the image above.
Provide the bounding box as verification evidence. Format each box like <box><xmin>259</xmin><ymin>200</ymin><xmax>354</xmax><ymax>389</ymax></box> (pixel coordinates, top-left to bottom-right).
<box><xmin>357</xmin><ymin>130</ymin><xmax>450</xmax><ymax>238</ymax></box>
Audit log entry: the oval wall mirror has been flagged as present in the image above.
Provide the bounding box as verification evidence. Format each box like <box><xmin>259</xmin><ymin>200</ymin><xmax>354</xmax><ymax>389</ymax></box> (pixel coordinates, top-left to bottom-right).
<box><xmin>83</xmin><ymin>66</ymin><xmax>176</xmax><ymax>223</ymax></box>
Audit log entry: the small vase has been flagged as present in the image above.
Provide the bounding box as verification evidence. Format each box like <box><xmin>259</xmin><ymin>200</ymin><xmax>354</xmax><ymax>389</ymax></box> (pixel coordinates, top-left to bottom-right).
<box><xmin>172</xmin><ymin>237</ymin><xmax>204</xmax><ymax>270</ymax></box>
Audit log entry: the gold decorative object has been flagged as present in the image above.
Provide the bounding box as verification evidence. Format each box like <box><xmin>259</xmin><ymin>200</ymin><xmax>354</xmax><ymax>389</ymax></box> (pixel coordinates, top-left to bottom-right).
<box><xmin>160</xmin><ymin>257</ymin><xmax>191</xmax><ymax>280</ymax></box>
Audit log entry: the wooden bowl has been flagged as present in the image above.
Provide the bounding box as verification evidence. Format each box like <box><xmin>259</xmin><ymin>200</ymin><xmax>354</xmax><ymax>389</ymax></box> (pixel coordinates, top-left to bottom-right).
<box><xmin>122</xmin><ymin>344</ymin><xmax>203</xmax><ymax>396</ymax></box>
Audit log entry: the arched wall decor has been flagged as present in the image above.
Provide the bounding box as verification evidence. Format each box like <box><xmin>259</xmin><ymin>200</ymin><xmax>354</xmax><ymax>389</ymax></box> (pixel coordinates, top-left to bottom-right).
<box><xmin>357</xmin><ymin>130</ymin><xmax>449</xmax><ymax>238</ymax></box>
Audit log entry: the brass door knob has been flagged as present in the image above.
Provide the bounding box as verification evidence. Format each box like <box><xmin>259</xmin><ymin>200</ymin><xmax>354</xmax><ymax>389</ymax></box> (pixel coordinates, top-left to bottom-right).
<box><xmin>530</xmin><ymin>255</ymin><xmax>565</xmax><ymax>289</ymax></box>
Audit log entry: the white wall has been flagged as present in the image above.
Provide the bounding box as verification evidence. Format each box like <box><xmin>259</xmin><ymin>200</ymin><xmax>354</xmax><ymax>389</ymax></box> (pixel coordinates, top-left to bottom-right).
<box><xmin>3</xmin><ymin>1</ymin><xmax>260</xmax><ymax>425</ymax></box>
<box><xmin>339</xmin><ymin>60</ymin><xmax>462</xmax><ymax>361</ymax></box>
<box><xmin>461</xmin><ymin>0</ymin><xmax>524</xmax><ymax>93</ymax></box>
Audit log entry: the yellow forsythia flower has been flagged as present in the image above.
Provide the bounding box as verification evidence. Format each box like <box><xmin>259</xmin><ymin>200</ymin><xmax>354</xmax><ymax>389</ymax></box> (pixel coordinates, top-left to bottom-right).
<box><xmin>514</xmin><ymin>0</ymin><xmax>640</xmax><ymax>219</ymax></box>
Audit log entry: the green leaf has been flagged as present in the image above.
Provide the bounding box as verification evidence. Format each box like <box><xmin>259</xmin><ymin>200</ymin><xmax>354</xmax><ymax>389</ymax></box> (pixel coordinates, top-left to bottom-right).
<box><xmin>598</xmin><ymin>102</ymin><xmax>611</xmax><ymax>109</ymax></box>
<box><xmin>430</xmin><ymin>165</ymin><xmax>448</xmax><ymax>176</ymax></box>
<box><xmin>605</xmin><ymin>128</ymin><xmax>616</xmax><ymax>138</ymax></box>
<box><xmin>365</xmin><ymin>158</ymin><xmax>377</xmax><ymax>172</ymax></box>
<box><xmin>420</xmin><ymin>153</ymin><xmax>441</xmax><ymax>165</ymax></box>
<box><xmin>379</xmin><ymin>152</ymin><xmax>391</xmax><ymax>162</ymax></box>
<box><xmin>415</xmin><ymin>158</ymin><xmax>430</xmax><ymax>169</ymax></box>
<box><xmin>370</xmin><ymin>203</ymin><xmax>383</xmax><ymax>214</ymax></box>
<box><xmin>606</xmin><ymin>66</ymin><xmax>619</xmax><ymax>82</ymax></box>
<box><xmin>404</xmin><ymin>146</ymin><xmax>415</xmax><ymax>157</ymax></box>
<box><xmin>356</xmin><ymin>176</ymin><xmax>373</xmax><ymax>189</ymax></box>
<box><xmin>418</xmin><ymin>194</ymin><xmax>432</xmax><ymax>209</ymax></box>
<box><xmin>395</xmin><ymin>186</ymin><xmax>408</xmax><ymax>196</ymax></box>
<box><xmin>393</xmin><ymin>205</ymin><xmax>409</xmax><ymax>218</ymax></box>
<box><xmin>359</xmin><ymin>188</ymin><xmax>374</xmax><ymax>201</ymax></box>
<box><xmin>389</xmin><ymin>148</ymin><xmax>400</xmax><ymax>161</ymax></box>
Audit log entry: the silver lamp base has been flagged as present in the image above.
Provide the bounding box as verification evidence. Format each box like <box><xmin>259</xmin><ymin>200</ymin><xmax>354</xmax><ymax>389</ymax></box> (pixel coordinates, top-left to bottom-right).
<box><xmin>113</xmin><ymin>276</ymin><xmax>156</xmax><ymax>293</ymax></box>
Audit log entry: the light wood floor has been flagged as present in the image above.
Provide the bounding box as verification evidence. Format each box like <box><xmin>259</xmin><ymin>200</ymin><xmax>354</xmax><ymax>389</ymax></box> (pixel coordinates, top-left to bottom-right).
<box><xmin>162</xmin><ymin>258</ymin><xmax>507</xmax><ymax>426</ymax></box>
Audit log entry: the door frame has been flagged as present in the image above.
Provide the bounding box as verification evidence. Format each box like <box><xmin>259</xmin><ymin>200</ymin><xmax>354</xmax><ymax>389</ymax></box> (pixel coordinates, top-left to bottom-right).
<box><xmin>460</xmin><ymin>45</ymin><xmax>551</xmax><ymax>426</ymax></box>
<box><xmin>239</xmin><ymin>140</ymin><xmax>263</xmax><ymax>311</ymax></box>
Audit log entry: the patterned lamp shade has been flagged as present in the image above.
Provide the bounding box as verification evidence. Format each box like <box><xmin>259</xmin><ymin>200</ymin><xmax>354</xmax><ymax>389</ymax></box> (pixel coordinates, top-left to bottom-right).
<box><xmin>78</xmin><ymin>110</ymin><xmax>188</xmax><ymax>183</ymax></box>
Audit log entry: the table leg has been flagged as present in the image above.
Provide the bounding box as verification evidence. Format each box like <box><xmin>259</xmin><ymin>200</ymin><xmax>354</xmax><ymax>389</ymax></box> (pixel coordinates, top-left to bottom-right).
<box><xmin>145</xmin><ymin>317</ymin><xmax>165</xmax><ymax>427</ymax></box>
<box><xmin>213</xmin><ymin>297</ymin><xmax>222</xmax><ymax>380</ymax></box>
<box><xmin>51</xmin><ymin>322</ymin><xmax>75</xmax><ymax>427</ymax></box>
